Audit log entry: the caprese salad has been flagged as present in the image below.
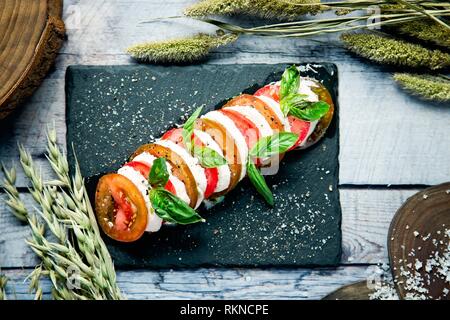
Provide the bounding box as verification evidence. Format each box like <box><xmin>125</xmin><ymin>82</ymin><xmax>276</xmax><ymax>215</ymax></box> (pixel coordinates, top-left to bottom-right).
<box><xmin>95</xmin><ymin>65</ymin><xmax>335</xmax><ymax>242</ymax></box>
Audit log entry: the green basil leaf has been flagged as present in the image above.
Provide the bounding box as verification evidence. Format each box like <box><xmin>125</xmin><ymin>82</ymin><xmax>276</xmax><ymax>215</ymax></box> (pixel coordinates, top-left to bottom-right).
<box><xmin>148</xmin><ymin>158</ymin><xmax>169</xmax><ymax>188</ymax></box>
<box><xmin>289</xmin><ymin>101</ymin><xmax>330</xmax><ymax>121</ymax></box>
<box><xmin>193</xmin><ymin>146</ymin><xmax>227</xmax><ymax>168</ymax></box>
<box><xmin>280</xmin><ymin>65</ymin><xmax>300</xmax><ymax>101</ymax></box>
<box><xmin>280</xmin><ymin>93</ymin><xmax>308</xmax><ymax>116</ymax></box>
<box><xmin>246</xmin><ymin>161</ymin><xmax>274</xmax><ymax>206</ymax></box>
<box><xmin>182</xmin><ymin>106</ymin><xmax>203</xmax><ymax>152</ymax></box>
<box><xmin>149</xmin><ymin>188</ymin><xmax>204</xmax><ymax>225</ymax></box>
<box><xmin>249</xmin><ymin>132</ymin><xmax>299</xmax><ymax>158</ymax></box>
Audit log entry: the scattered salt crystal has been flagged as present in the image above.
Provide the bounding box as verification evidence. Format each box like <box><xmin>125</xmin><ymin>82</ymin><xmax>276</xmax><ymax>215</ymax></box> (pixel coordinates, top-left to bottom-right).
<box><xmin>415</xmin><ymin>260</ymin><xmax>423</xmax><ymax>271</ymax></box>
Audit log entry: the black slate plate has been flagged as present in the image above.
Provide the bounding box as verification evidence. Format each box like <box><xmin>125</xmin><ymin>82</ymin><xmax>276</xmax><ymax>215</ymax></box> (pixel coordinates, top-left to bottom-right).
<box><xmin>66</xmin><ymin>63</ymin><xmax>341</xmax><ymax>268</ymax></box>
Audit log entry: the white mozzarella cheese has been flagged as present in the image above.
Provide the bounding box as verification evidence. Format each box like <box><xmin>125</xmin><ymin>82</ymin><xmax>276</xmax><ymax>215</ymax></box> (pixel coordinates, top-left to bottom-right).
<box><xmin>224</xmin><ymin>106</ymin><xmax>273</xmax><ymax>138</ymax></box>
<box><xmin>133</xmin><ymin>152</ymin><xmax>191</xmax><ymax>204</ymax></box>
<box><xmin>255</xmin><ymin>95</ymin><xmax>291</xmax><ymax>132</ymax></box>
<box><xmin>193</xmin><ymin>129</ymin><xmax>231</xmax><ymax>193</ymax></box>
<box><xmin>117</xmin><ymin>165</ymin><xmax>162</xmax><ymax>232</ymax></box>
<box><xmin>202</xmin><ymin>111</ymin><xmax>249</xmax><ymax>181</ymax></box>
<box><xmin>155</xmin><ymin>139</ymin><xmax>207</xmax><ymax>209</ymax></box>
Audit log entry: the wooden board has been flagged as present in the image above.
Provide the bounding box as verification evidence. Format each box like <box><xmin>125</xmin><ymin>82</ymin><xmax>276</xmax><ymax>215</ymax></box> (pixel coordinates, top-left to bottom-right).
<box><xmin>388</xmin><ymin>183</ymin><xmax>450</xmax><ymax>300</ymax></box>
<box><xmin>322</xmin><ymin>281</ymin><xmax>375</xmax><ymax>300</ymax></box>
<box><xmin>0</xmin><ymin>0</ymin><xmax>65</xmax><ymax>119</ymax></box>
<box><xmin>66</xmin><ymin>63</ymin><xmax>341</xmax><ymax>268</ymax></box>
<box><xmin>2</xmin><ymin>266</ymin><xmax>370</xmax><ymax>300</ymax></box>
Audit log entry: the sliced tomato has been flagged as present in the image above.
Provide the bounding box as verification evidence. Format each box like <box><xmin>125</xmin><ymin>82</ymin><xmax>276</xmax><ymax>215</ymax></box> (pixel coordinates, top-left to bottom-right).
<box><xmin>204</xmin><ymin>167</ymin><xmax>218</xmax><ymax>198</ymax></box>
<box><xmin>161</xmin><ymin>128</ymin><xmax>184</xmax><ymax>145</ymax></box>
<box><xmin>125</xmin><ymin>161</ymin><xmax>151</xmax><ymax>178</ymax></box>
<box><xmin>288</xmin><ymin>115</ymin><xmax>311</xmax><ymax>149</ymax></box>
<box><xmin>162</xmin><ymin>127</ymin><xmax>219</xmax><ymax>199</ymax></box>
<box><xmin>164</xmin><ymin>179</ymin><xmax>176</xmax><ymax>194</ymax></box>
<box><xmin>220</xmin><ymin>109</ymin><xmax>260</xmax><ymax>150</ymax></box>
<box><xmin>95</xmin><ymin>174</ymin><xmax>148</xmax><ymax>242</ymax></box>
<box><xmin>254</xmin><ymin>84</ymin><xmax>281</xmax><ymax>102</ymax></box>
<box><xmin>125</xmin><ymin>160</ymin><xmax>178</xmax><ymax>195</ymax></box>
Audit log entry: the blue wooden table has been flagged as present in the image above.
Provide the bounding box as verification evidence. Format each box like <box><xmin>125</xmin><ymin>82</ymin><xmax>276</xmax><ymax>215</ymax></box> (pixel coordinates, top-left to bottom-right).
<box><xmin>1</xmin><ymin>0</ymin><xmax>449</xmax><ymax>299</ymax></box>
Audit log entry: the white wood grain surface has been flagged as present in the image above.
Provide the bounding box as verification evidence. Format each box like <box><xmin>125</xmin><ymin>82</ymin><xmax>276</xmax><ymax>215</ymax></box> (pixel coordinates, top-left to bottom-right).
<box><xmin>0</xmin><ymin>0</ymin><xmax>447</xmax><ymax>299</ymax></box>
<box><xmin>3</xmin><ymin>266</ymin><xmax>373</xmax><ymax>300</ymax></box>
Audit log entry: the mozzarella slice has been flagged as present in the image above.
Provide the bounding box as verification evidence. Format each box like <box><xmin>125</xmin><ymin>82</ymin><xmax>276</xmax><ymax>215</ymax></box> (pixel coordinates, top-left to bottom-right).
<box><xmin>133</xmin><ymin>152</ymin><xmax>191</xmax><ymax>205</ymax></box>
<box><xmin>117</xmin><ymin>165</ymin><xmax>162</xmax><ymax>232</ymax></box>
<box><xmin>224</xmin><ymin>106</ymin><xmax>274</xmax><ymax>138</ymax></box>
<box><xmin>202</xmin><ymin>110</ymin><xmax>248</xmax><ymax>181</ymax></box>
<box><xmin>298</xmin><ymin>77</ymin><xmax>319</xmax><ymax>102</ymax></box>
<box><xmin>194</xmin><ymin>129</ymin><xmax>231</xmax><ymax>193</ymax></box>
<box><xmin>155</xmin><ymin>139</ymin><xmax>207</xmax><ymax>209</ymax></box>
<box><xmin>256</xmin><ymin>95</ymin><xmax>291</xmax><ymax>132</ymax></box>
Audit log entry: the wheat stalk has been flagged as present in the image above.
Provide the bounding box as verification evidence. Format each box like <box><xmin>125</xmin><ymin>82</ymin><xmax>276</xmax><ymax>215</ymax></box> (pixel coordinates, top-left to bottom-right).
<box><xmin>0</xmin><ymin>274</ymin><xmax>7</xmax><ymax>300</ymax></box>
<box><xmin>184</xmin><ymin>0</ymin><xmax>323</xmax><ymax>21</ymax></box>
<box><xmin>341</xmin><ymin>32</ymin><xmax>450</xmax><ymax>70</ymax></box>
<box><xmin>393</xmin><ymin>73</ymin><xmax>450</xmax><ymax>101</ymax></box>
<box><xmin>1</xmin><ymin>128</ymin><xmax>122</xmax><ymax>300</ymax></box>
<box><xmin>127</xmin><ymin>33</ymin><xmax>238</xmax><ymax>63</ymax></box>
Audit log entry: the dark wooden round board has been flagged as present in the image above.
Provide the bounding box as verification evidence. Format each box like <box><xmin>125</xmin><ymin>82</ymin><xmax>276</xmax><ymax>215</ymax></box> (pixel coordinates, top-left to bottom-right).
<box><xmin>322</xmin><ymin>281</ymin><xmax>376</xmax><ymax>300</ymax></box>
<box><xmin>0</xmin><ymin>0</ymin><xmax>65</xmax><ymax>120</ymax></box>
<box><xmin>388</xmin><ymin>182</ymin><xmax>450</xmax><ymax>300</ymax></box>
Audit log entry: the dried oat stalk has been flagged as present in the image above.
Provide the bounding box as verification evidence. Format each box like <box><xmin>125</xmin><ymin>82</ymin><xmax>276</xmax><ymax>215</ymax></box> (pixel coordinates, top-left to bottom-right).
<box><xmin>184</xmin><ymin>0</ymin><xmax>322</xmax><ymax>21</ymax></box>
<box><xmin>341</xmin><ymin>33</ymin><xmax>450</xmax><ymax>70</ymax></box>
<box><xmin>393</xmin><ymin>73</ymin><xmax>450</xmax><ymax>102</ymax></box>
<box><xmin>1</xmin><ymin>128</ymin><xmax>122</xmax><ymax>300</ymax></box>
<box><xmin>127</xmin><ymin>33</ymin><xmax>238</xmax><ymax>64</ymax></box>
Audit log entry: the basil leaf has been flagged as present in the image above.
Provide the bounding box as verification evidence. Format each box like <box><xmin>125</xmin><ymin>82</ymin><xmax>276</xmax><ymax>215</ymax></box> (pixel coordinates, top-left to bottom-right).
<box><xmin>249</xmin><ymin>132</ymin><xmax>298</xmax><ymax>158</ymax></box>
<box><xmin>246</xmin><ymin>161</ymin><xmax>274</xmax><ymax>206</ymax></box>
<box><xmin>280</xmin><ymin>65</ymin><xmax>300</xmax><ymax>101</ymax></box>
<box><xmin>193</xmin><ymin>145</ymin><xmax>227</xmax><ymax>168</ymax></box>
<box><xmin>148</xmin><ymin>158</ymin><xmax>169</xmax><ymax>188</ymax></box>
<box><xmin>289</xmin><ymin>101</ymin><xmax>330</xmax><ymax>121</ymax></box>
<box><xmin>149</xmin><ymin>188</ymin><xmax>204</xmax><ymax>225</ymax></box>
<box><xmin>280</xmin><ymin>93</ymin><xmax>308</xmax><ymax>116</ymax></box>
<box><xmin>182</xmin><ymin>106</ymin><xmax>203</xmax><ymax>152</ymax></box>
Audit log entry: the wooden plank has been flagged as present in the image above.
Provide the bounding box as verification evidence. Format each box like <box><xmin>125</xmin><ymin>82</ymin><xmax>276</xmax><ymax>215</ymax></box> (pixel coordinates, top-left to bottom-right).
<box><xmin>0</xmin><ymin>188</ymin><xmax>421</xmax><ymax>268</ymax></box>
<box><xmin>340</xmin><ymin>188</ymin><xmax>418</xmax><ymax>264</ymax></box>
<box><xmin>2</xmin><ymin>266</ymin><xmax>371</xmax><ymax>300</ymax></box>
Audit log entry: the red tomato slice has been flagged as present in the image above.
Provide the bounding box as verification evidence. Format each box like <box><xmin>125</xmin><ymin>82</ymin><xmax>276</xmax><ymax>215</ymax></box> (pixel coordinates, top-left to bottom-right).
<box><xmin>125</xmin><ymin>160</ymin><xmax>177</xmax><ymax>195</ymax></box>
<box><xmin>164</xmin><ymin>180</ymin><xmax>176</xmax><ymax>194</ymax></box>
<box><xmin>125</xmin><ymin>161</ymin><xmax>151</xmax><ymax>178</ymax></box>
<box><xmin>161</xmin><ymin>128</ymin><xmax>184</xmax><ymax>145</ymax></box>
<box><xmin>204</xmin><ymin>167</ymin><xmax>218</xmax><ymax>198</ymax></box>
<box><xmin>162</xmin><ymin>127</ymin><xmax>219</xmax><ymax>199</ymax></box>
<box><xmin>111</xmin><ymin>189</ymin><xmax>133</xmax><ymax>232</ymax></box>
<box><xmin>288</xmin><ymin>115</ymin><xmax>311</xmax><ymax>149</ymax></box>
<box><xmin>95</xmin><ymin>174</ymin><xmax>148</xmax><ymax>242</ymax></box>
<box><xmin>254</xmin><ymin>84</ymin><xmax>281</xmax><ymax>102</ymax></box>
<box><xmin>220</xmin><ymin>109</ymin><xmax>260</xmax><ymax>150</ymax></box>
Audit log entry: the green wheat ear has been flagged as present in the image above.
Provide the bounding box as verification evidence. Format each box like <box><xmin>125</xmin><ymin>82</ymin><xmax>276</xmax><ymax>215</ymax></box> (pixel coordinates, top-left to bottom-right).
<box><xmin>127</xmin><ymin>33</ymin><xmax>238</xmax><ymax>64</ymax></box>
<box><xmin>184</xmin><ymin>0</ymin><xmax>322</xmax><ymax>21</ymax></box>
<box><xmin>341</xmin><ymin>33</ymin><xmax>450</xmax><ymax>70</ymax></box>
<box><xmin>391</xmin><ymin>20</ymin><xmax>450</xmax><ymax>48</ymax></box>
<box><xmin>393</xmin><ymin>73</ymin><xmax>450</xmax><ymax>102</ymax></box>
